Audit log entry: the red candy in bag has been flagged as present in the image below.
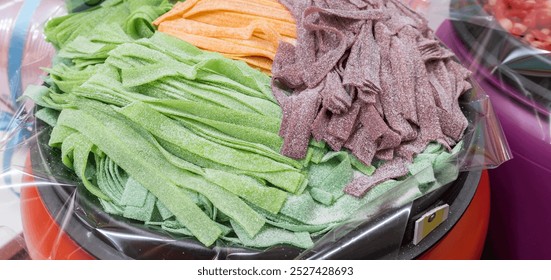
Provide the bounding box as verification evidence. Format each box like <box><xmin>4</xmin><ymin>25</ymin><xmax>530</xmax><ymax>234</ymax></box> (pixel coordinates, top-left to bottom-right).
<box><xmin>485</xmin><ymin>0</ymin><xmax>551</xmax><ymax>51</ymax></box>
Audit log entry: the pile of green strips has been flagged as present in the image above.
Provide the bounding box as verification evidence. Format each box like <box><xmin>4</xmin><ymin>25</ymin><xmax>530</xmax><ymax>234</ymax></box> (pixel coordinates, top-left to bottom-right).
<box><xmin>24</xmin><ymin>0</ymin><xmax>462</xmax><ymax>249</ymax></box>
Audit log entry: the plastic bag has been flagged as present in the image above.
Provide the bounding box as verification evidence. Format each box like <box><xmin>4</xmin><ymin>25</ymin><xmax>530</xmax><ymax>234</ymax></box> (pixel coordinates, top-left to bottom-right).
<box><xmin>0</xmin><ymin>0</ymin><xmax>62</xmax><ymax>260</ymax></box>
<box><xmin>422</xmin><ymin>0</ymin><xmax>551</xmax><ymax>259</ymax></box>
<box><xmin>0</xmin><ymin>0</ymin><xmax>510</xmax><ymax>260</ymax></box>
<box><xmin>435</xmin><ymin>0</ymin><xmax>551</xmax><ymax>141</ymax></box>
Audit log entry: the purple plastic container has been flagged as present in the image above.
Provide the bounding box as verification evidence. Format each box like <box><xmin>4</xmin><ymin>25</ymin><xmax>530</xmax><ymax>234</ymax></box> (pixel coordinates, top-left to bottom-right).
<box><xmin>437</xmin><ymin>20</ymin><xmax>551</xmax><ymax>259</ymax></box>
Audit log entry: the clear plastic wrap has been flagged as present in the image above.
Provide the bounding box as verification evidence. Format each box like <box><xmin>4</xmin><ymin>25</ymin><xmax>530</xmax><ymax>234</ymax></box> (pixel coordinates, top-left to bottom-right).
<box><xmin>0</xmin><ymin>0</ymin><xmax>62</xmax><ymax>260</ymax></box>
<box><xmin>422</xmin><ymin>0</ymin><xmax>551</xmax><ymax>259</ymax></box>
<box><xmin>0</xmin><ymin>0</ymin><xmax>511</xmax><ymax>260</ymax></box>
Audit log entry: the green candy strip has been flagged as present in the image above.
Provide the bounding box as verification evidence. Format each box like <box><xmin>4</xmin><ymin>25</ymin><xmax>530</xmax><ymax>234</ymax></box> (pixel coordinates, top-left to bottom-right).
<box><xmin>230</xmin><ymin>221</ymin><xmax>314</xmax><ymax>250</ymax></box>
<box><xmin>121</xmin><ymin>177</ymin><xmax>148</xmax><ymax>207</ymax></box>
<box><xmin>123</xmin><ymin>191</ymin><xmax>157</xmax><ymax>222</ymax></box>
<box><xmin>147</xmin><ymin>99</ymin><xmax>280</xmax><ymax>134</ymax></box>
<box><xmin>203</xmin><ymin>169</ymin><xmax>288</xmax><ymax>214</ymax></box>
<box><xmin>96</xmin><ymin>156</ymin><xmax>124</xmax><ymax>203</ymax></box>
<box><xmin>71</xmin><ymin>133</ymin><xmax>110</xmax><ymax>201</ymax></box>
<box><xmin>48</xmin><ymin>125</ymin><xmax>76</xmax><ymax>148</ymax></box>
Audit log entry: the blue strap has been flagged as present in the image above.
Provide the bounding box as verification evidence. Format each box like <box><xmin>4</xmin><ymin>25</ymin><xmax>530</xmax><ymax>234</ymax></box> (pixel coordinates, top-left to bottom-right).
<box><xmin>4</xmin><ymin>0</ymin><xmax>42</xmax><ymax>191</ymax></box>
<box><xmin>0</xmin><ymin>111</ymin><xmax>12</xmax><ymax>130</ymax></box>
<box><xmin>7</xmin><ymin>0</ymin><xmax>42</xmax><ymax>106</ymax></box>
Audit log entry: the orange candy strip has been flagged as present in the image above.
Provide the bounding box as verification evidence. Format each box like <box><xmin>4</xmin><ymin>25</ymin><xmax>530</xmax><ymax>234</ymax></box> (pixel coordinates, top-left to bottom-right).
<box><xmin>157</xmin><ymin>27</ymin><xmax>277</xmax><ymax>59</ymax></box>
<box><xmin>154</xmin><ymin>0</ymin><xmax>297</xmax><ymax>74</ymax></box>
<box><xmin>187</xmin><ymin>12</ymin><xmax>296</xmax><ymax>38</ymax></box>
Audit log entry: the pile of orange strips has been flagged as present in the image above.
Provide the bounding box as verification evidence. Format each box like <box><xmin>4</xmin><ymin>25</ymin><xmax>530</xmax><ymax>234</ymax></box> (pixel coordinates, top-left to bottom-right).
<box><xmin>154</xmin><ymin>0</ymin><xmax>297</xmax><ymax>74</ymax></box>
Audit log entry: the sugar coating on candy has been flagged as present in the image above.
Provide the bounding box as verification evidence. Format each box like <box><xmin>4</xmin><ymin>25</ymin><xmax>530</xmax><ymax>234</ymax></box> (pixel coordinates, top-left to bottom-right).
<box><xmin>321</xmin><ymin>70</ymin><xmax>353</xmax><ymax>114</ymax></box>
<box><xmin>326</xmin><ymin>102</ymin><xmax>361</xmax><ymax>143</ymax></box>
<box><xmin>344</xmin><ymin>158</ymin><xmax>409</xmax><ymax>198</ymax></box>
<box><xmin>279</xmin><ymin>86</ymin><xmax>323</xmax><ymax>159</ymax></box>
<box><xmin>273</xmin><ymin>0</ymin><xmax>472</xmax><ymax>197</ymax></box>
<box><xmin>342</xmin><ymin>21</ymin><xmax>381</xmax><ymax>98</ymax></box>
<box><xmin>121</xmin><ymin>177</ymin><xmax>149</xmax><ymax>207</ymax></box>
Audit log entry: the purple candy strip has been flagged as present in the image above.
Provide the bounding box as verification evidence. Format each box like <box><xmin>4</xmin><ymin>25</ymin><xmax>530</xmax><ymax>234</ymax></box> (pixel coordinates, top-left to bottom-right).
<box><xmin>345</xmin><ymin>158</ymin><xmax>409</xmax><ymax>197</ymax></box>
